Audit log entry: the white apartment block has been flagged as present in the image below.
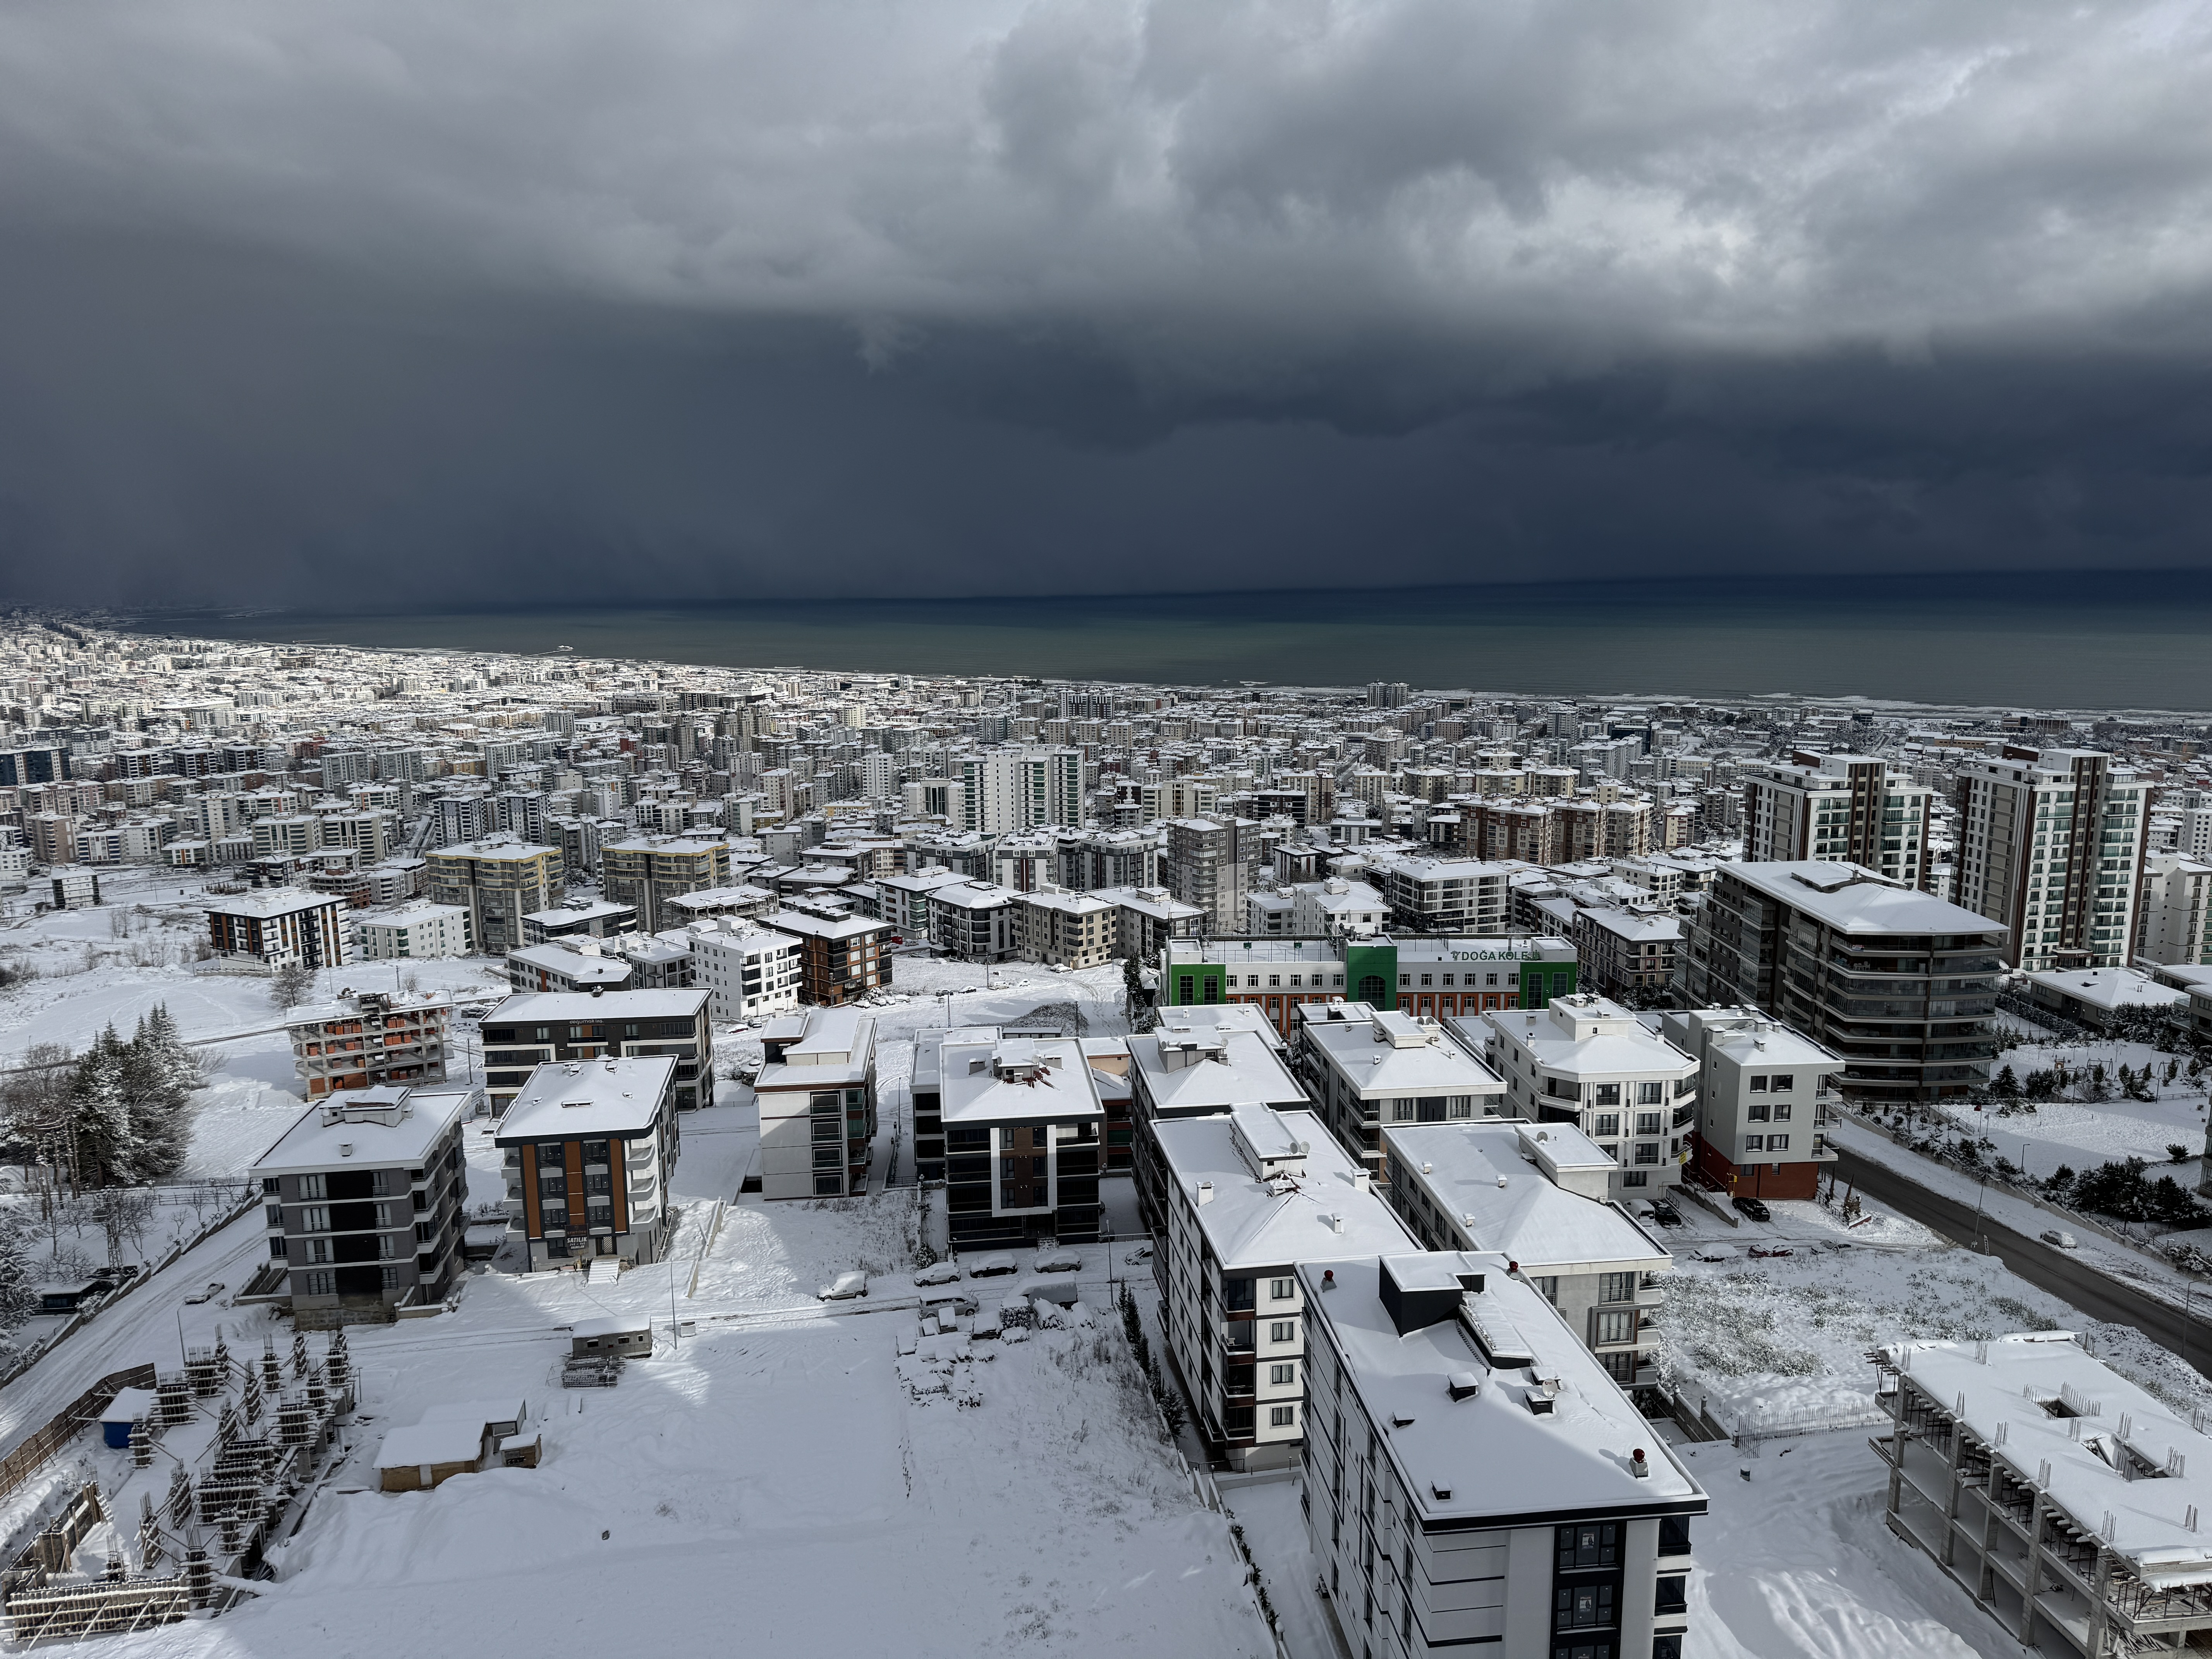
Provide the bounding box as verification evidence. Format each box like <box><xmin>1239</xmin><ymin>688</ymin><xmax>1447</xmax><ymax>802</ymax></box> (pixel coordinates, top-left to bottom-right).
<box><xmin>1152</xmin><ymin>1105</ymin><xmax>1414</xmax><ymax>1469</ymax></box>
<box><xmin>1874</xmin><ymin>1331</ymin><xmax>2212</xmax><ymax>1658</ymax></box>
<box><xmin>1742</xmin><ymin>751</ymin><xmax>1933</xmax><ymax>889</ymax></box>
<box><xmin>1953</xmin><ymin>748</ymin><xmax>2149</xmax><ymax>970</ymax></box>
<box><xmin>952</xmin><ymin>746</ymin><xmax>1084</xmax><ymax>835</ymax></box>
<box><xmin>688</xmin><ymin>920</ymin><xmax>804</xmax><ymax>1022</ymax></box>
<box><xmin>1365</xmin><ymin>854</ymin><xmax>1512</xmax><ymax>935</ymax></box>
<box><xmin>2135</xmin><ymin>853</ymin><xmax>2212</xmax><ymax>967</ymax></box>
<box><xmin>1480</xmin><ymin>995</ymin><xmax>1699</xmax><ymax>1196</ymax></box>
<box><xmin>354</xmin><ymin>901</ymin><xmax>474</xmax><ymax>961</ymax></box>
<box><xmin>877</xmin><ymin>866</ymin><xmax>970</xmax><ymax>940</ymax></box>
<box><xmin>753</xmin><ymin>1007</ymin><xmax>878</xmax><ymax>1200</ymax></box>
<box><xmin>1292</xmin><ymin>878</ymin><xmax>1388</xmax><ymax>937</ymax></box>
<box><xmin>1661</xmin><ymin>1007</ymin><xmax>1842</xmax><ymax>1202</ymax></box>
<box><xmin>1301</xmin><ymin>1251</ymin><xmax>1704</xmax><ymax>1659</ymax></box>
<box><xmin>928</xmin><ymin>879</ymin><xmax>1020</xmax><ymax>962</ymax></box>
<box><xmin>1297</xmin><ymin>1003</ymin><xmax>1508</xmax><ymax>1181</ymax></box>
<box><xmin>1383</xmin><ymin>1119</ymin><xmax>1671</xmax><ymax>1393</ymax></box>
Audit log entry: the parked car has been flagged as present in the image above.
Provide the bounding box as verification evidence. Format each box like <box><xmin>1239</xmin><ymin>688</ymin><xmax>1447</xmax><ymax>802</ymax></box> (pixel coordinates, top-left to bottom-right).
<box><xmin>817</xmin><ymin>1271</ymin><xmax>869</xmax><ymax>1301</ymax></box>
<box><xmin>183</xmin><ymin>1282</ymin><xmax>225</xmax><ymax>1305</ymax></box>
<box><xmin>1732</xmin><ymin>1195</ymin><xmax>1772</xmax><ymax>1223</ymax></box>
<box><xmin>1121</xmin><ymin>1243</ymin><xmax>1154</xmax><ymax>1264</ymax></box>
<box><xmin>1648</xmin><ymin>1200</ymin><xmax>1683</xmax><ymax>1228</ymax></box>
<box><xmin>1032</xmin><ymin>1249</ymin><xmax>1083</xmax><ymax>1274</ymax></box>
<box><xmin>912</xmin><ymin>1261</ymin><xmax>962</xmax><ymax>1286</ymax></box>
<box><xmin>2040</xmin><ymin>1228</ymin><xmax>2079</xmax><ymax>1250</ymax></box>
<box><xmin>967</xmin><ymin>1253</ymin><xmax>1018</xmax><ymax>1278</ymax></box>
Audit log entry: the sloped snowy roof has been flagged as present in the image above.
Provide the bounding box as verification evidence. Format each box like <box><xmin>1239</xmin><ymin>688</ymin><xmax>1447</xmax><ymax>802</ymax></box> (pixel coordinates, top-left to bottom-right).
<box><xmin>1384</xmin><ymin>1122</ymin><xmax>1667</xmax><ymax>1272</ymax></box>
<box><xmin>1154</xmin><ymin>1110</ymin><xmax>1413</xmax><ymax>1270</ymax></box>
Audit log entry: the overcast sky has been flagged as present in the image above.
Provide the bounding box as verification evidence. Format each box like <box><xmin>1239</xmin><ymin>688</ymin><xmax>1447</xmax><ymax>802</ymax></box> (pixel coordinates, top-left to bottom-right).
<box><xmin>3</xmin><ymin>0</ymin><xmax>2210</xmax><ymax>608</ymax></box>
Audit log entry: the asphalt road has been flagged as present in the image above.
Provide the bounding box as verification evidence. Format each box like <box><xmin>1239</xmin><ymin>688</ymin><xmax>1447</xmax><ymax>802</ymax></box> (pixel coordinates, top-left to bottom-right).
<box><xmin>1833</xmin><ymin>1145</ymin><xmax>2212</xmax><ymax>1380</ymax></box>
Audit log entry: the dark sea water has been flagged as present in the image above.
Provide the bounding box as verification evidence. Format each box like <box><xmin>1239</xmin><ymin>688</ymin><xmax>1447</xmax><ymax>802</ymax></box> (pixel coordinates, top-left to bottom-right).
<box><xmin>125</xmin><ymin>574</ymin><xmax>2212</xmax><ymax>711</ymax></box>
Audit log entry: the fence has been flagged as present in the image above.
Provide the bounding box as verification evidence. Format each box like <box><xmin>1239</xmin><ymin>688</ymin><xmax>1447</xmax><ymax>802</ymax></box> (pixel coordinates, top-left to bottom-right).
<box><xmin>0</xmin><ymin>1365</ymin><xmax>159</xmax><ymax>1506</ymax></box>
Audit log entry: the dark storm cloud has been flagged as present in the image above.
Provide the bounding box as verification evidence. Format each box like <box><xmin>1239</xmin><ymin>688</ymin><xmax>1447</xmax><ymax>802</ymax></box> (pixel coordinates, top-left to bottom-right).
<box><xmin>1</xmin><ymin>0</ymin><xmax>2210</xmax><ymax>604</ymax></box>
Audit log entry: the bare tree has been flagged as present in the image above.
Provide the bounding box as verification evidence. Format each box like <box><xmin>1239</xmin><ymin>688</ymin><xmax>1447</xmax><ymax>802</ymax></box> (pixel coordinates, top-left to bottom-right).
<box><xmin>1</xmin><ymin>1044</ymin><xmax>78</xmax><ymax>1214</ymax></box>
<box><xmin>269</xmin><ymin>960</ymin><xmax>315</xmax><ymax>1009</ymax></box>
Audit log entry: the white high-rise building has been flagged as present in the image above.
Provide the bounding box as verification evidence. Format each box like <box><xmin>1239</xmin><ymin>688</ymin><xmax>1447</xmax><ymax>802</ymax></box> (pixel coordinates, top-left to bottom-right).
<box><xmin>1953</xmin><ymin>748</ymin><xmax>2148</xmax><ymax>970</ymax></box>
<box><xmin>1741</xmin><ymin>751</ymin><xmax>1932</xmax><ymax>889</ymax></box>
<box><xmin>2135</xmin><ymin>853</ymin><xmax>2212</xmax><ymax>967</ymax></box>
<box><xmin>952</xmin><ymin>747</ymin><xmax>1084</xmax><ymax>835</ymax></box>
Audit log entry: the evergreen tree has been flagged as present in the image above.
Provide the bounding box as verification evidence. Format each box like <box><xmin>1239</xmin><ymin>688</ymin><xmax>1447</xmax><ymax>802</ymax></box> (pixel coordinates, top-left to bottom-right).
<box><xmin>69</xmin><ymin>1029</ymin><xmax>138</xmax><ymax>1188</ymax></box>
<box><xmin>118</xmin><ymin>1011</ymin><xmax>190</xmax><ymax>1182</ymax></box>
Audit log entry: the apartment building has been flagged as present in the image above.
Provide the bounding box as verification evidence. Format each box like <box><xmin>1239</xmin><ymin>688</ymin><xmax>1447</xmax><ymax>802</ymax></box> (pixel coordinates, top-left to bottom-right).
<box><xmin>1366</xmin><ymin>854</ymin><xmax>1513</xmax><ymax>935</ymax></box>
<box><xmin>877</xmin><ymin>866</ymin><xmax>970</xmax><ymax>940</ymax></box>
<box><xmin>1678</xmin><ymin>862</ymin><xmax>2007</xmax><ymax>1104</ymax></box>
<box><xmin>285</xmin><ymin>991</ymin><xmax>455</xmax><ymax>1099</ymax></box>
<box><xmin>754</xmin><ymin>1006</ymin><xmax>878</xmax><ymax>1199</ymax></box>
<box><xmin>600</xmin><ymin>833</ymin><xmax>732</xmax><ymax>932</ymax></box>
<box><xmin>496</xmin><ymin>1056</ymin><xmax>680</xmax><ymax>1269</ymax></box>
<box><xmin>1154</xmin><ymin>1105</ymin><xmax>1414</xmax><ymax>1469</ymax></box>
<box><xmin>479</xmin><ymin>989</ymin><xmax>714</xmax><ymax>1113</ymax></box>
<box><xmin>521</xmin><ymin>897</ymin><xmax>639</xmax><ymax>944</ymax></box>
<box><xmin>1382</xmin><ymin>1120</ymin><xmax>1671</xmax><ymax>1391</ymax></box>
<box><xmin>1165</xmin><ymin>817</ymin><xmax>1257</xmax><ymax>933</ymax></box>
<box><xmin>1661</xmin><ymin>1007</ymin><xmax>1843</xmax><ymax>1201</ymax></box>
<box><xmin>765</xmin><ymin>907</ymin><xmax>892</xmax><ymax>1004</ymax></box>
<box><xmin>928</xmin><ymin>879</ymin><xmax>1020</xmax><ymax>962</ymax></box>
<box><xmin>1742</xmin><ymin>751</ymin><xmax>1934</xmax><ymax>889</ymax></box>
<box><xmin>1571</xmin><ymin>908</ymin><xmax>1682</xmax><ymax>1003</ymax></box>
<box><xmin>505</xmin><ymin>939</ymin><xmax>634</xmax><ymax>994</ymax></box>
<box><xmin>951</xmin><ymin>745</ymin><xmax>1084</xmax><ymax>834</ymax></box>
<box><xmin>251</xmin><ymin>1084</ymin><xmax>477</xmax><ymax>1315</ymax></box>
<box><xmin>1297</xmin><ymin>1003</ymin><xmax>1508</xmax><ymax>1183</ymax></box>
<box><xmin>1481</xmin><ymin>995</ymin><xmax>1699</xmax><ymax>1195</ymax></box>
<box><xmin>1301</xmin><ymin>1251</ymin><xmax>1704</xmax><ymax>1658</ymax></box>
<box><xmin>688</xmin><ymin>920</ymin><xmax>804</xmax><ymax>1022</ymax></box>
<box><xmin>206</xmin><ymin>887</ymin><xmax>352</xmax><ymax>969</ymax></box>
<box><xmin>426</xmin><ymin>836</ymin><xmax>564</xmax><ymax>955</ymax></box>
<box><xmin>1094</xmin><ymin>885</ymin><xmax>1205</xmax><ymax>962</ymax></box>
<box><xmin>1953</xmin><ymin>748</ymin><xmax>2149</xmax><ymax>970</ymax></box>
<box><xmin>2135</xmin><ymin>853</ymin><xmax>2212</xmax><ymax>967</ymax></box>
<box><xmin>1012</xmin><ymin>887</ymin><xmax>1119</xmax><ymax>969</ymax></box>
<box><xmin>932</xmin><ymin>1029</ymin><xmax>1104</xmax><ymax>1249</ymax></box>
<box><xmin>2021</xmin><ymin>966</ymin><xmax>2186</xmax><ymax>1034</ymax></box>
<box><xmin>354</xmin><ymin>901</ymin><xmax>473</xmax><ymax>961</ymax></box>
<box><xmin>1873</xmin><ymin>1332</ymin><xmax>2212</xmax><ymax>1659</ymax></box>
<box><xmin>1291</xmin><ymin>878</ymin><xmax>1388</xmax><ymax>938</ymax></box>
<box><xmin>1127</xmin><ymin>1015</ymin><xmax>1313</xmax><ymax>1235</ymax></box>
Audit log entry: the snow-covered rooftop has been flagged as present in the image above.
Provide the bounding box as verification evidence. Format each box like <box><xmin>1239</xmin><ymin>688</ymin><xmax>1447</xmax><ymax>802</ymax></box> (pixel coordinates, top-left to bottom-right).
<box><xmin>1383</xmin><ymin>1121</ymin><xmax>1668</xmax><ymax>1272</ymax></box>
<box><xmin>1726</xmin><ymin>861</ymin><xmax>2008</xmax><ymax>938</ymax></box>
<box><xmin>938</xmin><ymin>1033</ymin><xmax>1104</xmax><ymax>1125</ymax></box>
<box><xmin>1155</xmin><ymin>1108</ymin><xmax>1412</xmax><ymax>1269</ymax></box>
<box><xmin>1484</xmin><ymin>997</ymin><xmax>1698</xmax><ymax>1081</ymax></box>
<box><xmin>1304</xmin><ymin>1008</ymin><xmax>1505</xmax><ymax>1098</ymax></box>
<box><xmin>1127</xmin><ymin>1027</ymin><xmax>1307</xmax><ymax>1117</ymax></box>
<box><xmin>1304</xmin><ymin>1253</ymin><xmax>1704</xmax><ymax>1529</ymax></box>
<box><xmin>487</xmin><ymin>988</ymin><xmax>707</xmax><ymax>1022</ymax></box>
<box><xmin>495</xmin><ymin>1056</ymin><xmax>675</xmax><ymax>1140</ymax></box>
<box><xmin>251</xmin><ymin>1084</ymin><xmax>476</xmax><ymax>1175</ymax></box>
<box><xmin>2023</xmin><ymin>966</ymin><xmax>2188</xmax><ymax>1012</ymax></box>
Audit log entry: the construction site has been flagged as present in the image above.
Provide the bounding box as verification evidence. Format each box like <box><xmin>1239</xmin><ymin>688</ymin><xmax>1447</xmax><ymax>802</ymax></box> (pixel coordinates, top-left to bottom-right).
<box><xmin>0</xmin><ymin>1330</ymin><xmax>355</xmax><ymax>1644</ymax></box>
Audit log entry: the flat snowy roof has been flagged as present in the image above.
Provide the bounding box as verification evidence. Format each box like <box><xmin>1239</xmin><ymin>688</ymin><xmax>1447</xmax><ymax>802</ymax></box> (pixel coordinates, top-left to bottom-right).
<box><xmin>251</xmin><ymin>1086</ymin><xmax>476</xmax><ymax>1175</ymax></box>
<box><xmin>1154</xmin><ymin>1110</ymin><xmax>1412</xmax><ymax>1269</ymax></box>
<box><xmin>1726</xmin><ymin>861</ymin><xmax>2007</xmax><ymax>938</ymax></box>
<box><xmin>1382</xmin><ymin>1123</ymin><xmax>1667</xmax><ymax>1273</ymax></box>
<box><xmin>495</xmin><ymin>1057</ymin><xmax>675</xmax><ymax>1140</ymax></box>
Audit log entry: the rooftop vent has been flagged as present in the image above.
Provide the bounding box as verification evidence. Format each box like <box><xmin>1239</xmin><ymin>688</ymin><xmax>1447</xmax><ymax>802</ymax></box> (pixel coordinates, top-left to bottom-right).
<box><xmin>337</xmin><ymin>1143</ymin><xmax>354</xmax><ymax>1158</ymax></box>
<box><xmin>1631</xmin><ymin>1449</ymin><xmax>1649</xmax><ymax>1479</ymax></box>
<box><xmin>1430</xmin><ymin>1482</ymin><xmax>1453</xmax><ymax>1501</ymax></box>
<box><xmin>1391</xmin><ymin>1410</ymin><xmax>1416</xmax><ymax>1428</ymax></box>
<box><xmin>1197</xmin><ymin>1181</ymin><xmax>1214</xmax><ymax>1206</ymax></box>
<box><xmin>1447</xmin><ymin>1372</ymin><xmax>1482</xmax><ymax>1402</ymax></box>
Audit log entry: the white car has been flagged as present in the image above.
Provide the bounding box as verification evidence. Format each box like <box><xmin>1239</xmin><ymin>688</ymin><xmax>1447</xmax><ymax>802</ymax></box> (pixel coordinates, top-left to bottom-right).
<box><xmin>818</xmin><ymin>1271</ymin><xmax>869</xmax><ymax>1301</ymax></box>
<box><xmin>912</xmin><ymin>1261</ymin><xmax>962</xmax><ymax>1286</ymax></box>
<box><xmin>1032</xmin><ymin>1249</ymin><xmax>1083</xmax><ymax>1274</ymax></box>
<box><xmin>967</xmin><ymin>1253</ymin><xmax>1018</xmax><ymax>1278</ymax></box>
<box><xmin>2040</xmin><ymin>1229</ymin><xmax>2079</xmax><ymax>1250</ymax></box>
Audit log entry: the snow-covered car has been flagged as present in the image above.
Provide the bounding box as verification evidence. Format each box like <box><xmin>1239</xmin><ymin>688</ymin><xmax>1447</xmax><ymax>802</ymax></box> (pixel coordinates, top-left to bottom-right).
<box><xmin>818</xmin><ymin>1271</ymin><xmax>869</xmax><ymax>1301</ymax></box>
<box><xmin>1121</xmin><ymin>1244</ymin><xmax>1154</xmax><ymax>1264</ymax></box>
<box><xmin>1032</xmin><ymin>1249</ymin><xmax>1083</xmax><ymax>1274</ymax></box>
<box><xmin>184</xmin><ymin>1282</ymin><xmax>224</xmax><ymax>1305</ymax></box>
<box><xmin>967</xmin><ymin>1253</ymin><xmax>1018</xmax><ymax>1278</ymax></box>
<box><xmin>912</xmin><ymin>1261</ymin><xmax>962</xmax><ymax>1286</ymax></box>
<box><xmin>2040</xmin><ymin>1228</ymin><xmax>2080</xmax><ymax>1249</ymax></box>
<box><xmin>1647</xmin><ymin>1201</ymin><xmax>1684</xmax><ymax>1228</ymax></box>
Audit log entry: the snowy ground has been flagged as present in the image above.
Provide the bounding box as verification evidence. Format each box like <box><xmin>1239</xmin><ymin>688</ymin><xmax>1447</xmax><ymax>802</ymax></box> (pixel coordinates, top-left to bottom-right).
<box><xmin>1652</xmin><ymin>1182</ymin><xmax>2212</xmax><ymax>1438</ymax></box>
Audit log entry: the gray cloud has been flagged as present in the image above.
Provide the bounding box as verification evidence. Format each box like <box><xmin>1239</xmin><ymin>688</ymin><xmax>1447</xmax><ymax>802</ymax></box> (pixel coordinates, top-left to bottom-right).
<box><xmin>1</xmin><ymin>0</ymin><xmax>2211</xmax><ymax>604</ymax></box>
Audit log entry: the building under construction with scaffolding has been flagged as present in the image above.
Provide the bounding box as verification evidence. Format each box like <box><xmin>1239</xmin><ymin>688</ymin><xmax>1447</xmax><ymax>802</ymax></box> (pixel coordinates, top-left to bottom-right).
<box><xmin>1874</xmin><ymin>1331</ymin><xmax>2212</xmax><ymax>1658</ymax></box>
<box><xmin>0</xmin><ymin>1330</ymin><xmax>355</xmax><ymax>1644</ymax></box>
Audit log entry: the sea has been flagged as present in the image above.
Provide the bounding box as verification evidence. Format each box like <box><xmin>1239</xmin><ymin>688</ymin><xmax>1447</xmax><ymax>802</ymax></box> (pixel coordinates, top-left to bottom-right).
<box><xmin>122</xmin><ymin>573</ymin><xmax>2212</xmax><ymax>713</ymax></box>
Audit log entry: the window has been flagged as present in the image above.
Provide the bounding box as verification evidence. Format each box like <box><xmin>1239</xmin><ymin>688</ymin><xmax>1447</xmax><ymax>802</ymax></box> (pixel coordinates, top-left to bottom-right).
<box><xmin>1599</xmin><ymin>1272</ymin><xmax>1636</xmax><ymax>1304</ymax></box>
<box><xmin>1556</xmin><ymin>1521</ymin><xmax>1618</xmax><ymax>1570</ymax></box>
<box><xmin>1658</xmin><ymin>1516</ymin><xmax>1693</xmax><ymax>1556</ymax></box>
<box><xmin>1593</xmin><ymin>1113</ymin><xmax>1620</xmax><ymax>1137</ymax></box>
<box><xmin>1633</xmin><ymin>1142</ymin><xmax>1661</xmax><ymax>1166</ymax></box>
<box><xmin>1270</xmin><ymin>1278</ymin><xmax>1296</xmax><ymax>1300</ymax></box>
<box><xmin>1749</xmin><ymin>1075</ymin><xmax>1768</xmax><ymax>1092</ymax></box>
<box><xmin>814</xmin><ymin>1173</ymin><xmax>843</xmax><ymax>1195</ymax></box>
<box><xmin>812</xmin><ymin>1146</ymin><xmax>841</xmax><ymax>1168</ymax></box>
<box><xmin>1771</xmin><ymin>1103</ymin><xmax>1792</xmax><ymax>1122</ymax></box>
<box><xmin>1770</xmin><ymin>1073</ymin><xmax>1794</xmax><ymax>1092</ymax></box>
<box><xmin>1593</xmin><ymin>1084</ymin><xmax>1621</xmax><ymax>1106</ymax></box>
<box><xmin>1637</xmin><ymin>1080</ymin><xmax>1663</xmax><ymax>1105</ymax></box>
<box><xmin>1747</xmin><ymin>1102</ymin><xmax>1769</xmax><ymax>1122</ymax></box>
<box><xmin>1416</xmin><ymin>1096</ymin><xmax>1447</xmax><ymax>1123</ymax></box>
<box><xmin>1270</xmin><ymin>1406</ymin><xmax>1295</xmax><ymax>1427</ymax></box>
<box><xmin>1270</xmin><ymin>1363</ymin><xmax>1297</xmax><ymax>1386</ymax></box>
<box><xmin>1769</xmin><ymin>1134</ymin><xmax>1790</xmax><ymax>1151</ymax></box>
<box><xmin>1391</xmin><ymin>1100</ymin><xmax>1415</xmax><ymax>1121</ymax></box>
<box><xmin>1621</xmin><ymin>1170</ymin><xmax>1649</xmax><ymax>1187</ymax></box>
<box><xmin>1594</xmin><ymin>1310</ymin><xmax>1636</xmax><ymax>1346</ymax></box>
<box><xmin>1743</xmin><ymin>1134</ymin><xmax>1764</xmax><ymax>1152</ymax></box>
<box><xmin>299</xmin><ymin>1173</ymin><xmax>326</xmax><ymax>1200</ymax></box>
<box><xmin>1653</xmin><ymin>1637</ymin><xmax>1684</xmax><ymax>1659</ymax></box>
<box><xmin>1530</xmin><ymin>1276</ymin><xmax>1559</xmax><ymax>1303</ymax></box>
<box><xmin>1656</xmin><ymin>1575</ymin><xmax>1688</xmax><ymax>1615</ymax></box>
<box><xmin>300</xmin><ymin>1206</ymin><xmax>330</xmax><ymax>1233</ymax></box>
<box><xmin>1635</xmin><ymin>1113</ymin><xmax>1662</xmax><ymax>1137</ymax></box>
<box><xmin>270</xmin><ymin>1237</ymin><xmax>288</xmax><ymax>1259</ymax></box>
<box><xmin>1269</xmin><ymin>1321</ymin><xmax>1297</xmax><ymax>1344</ymax></box>
<box><xmin>305</xmin><ymin>1270</ymin><xmax>334</xmax><ymax>1296</ymax></box>
<box><xmin>1225</xmin><ymin>1277</ymin><xmax>1256</xmax><ymax>1311</ymax></box>
<box><xmin>261</xmin><ymin>1177</ymin><xmax>280</xmax><ymax>1196</ymax></box>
